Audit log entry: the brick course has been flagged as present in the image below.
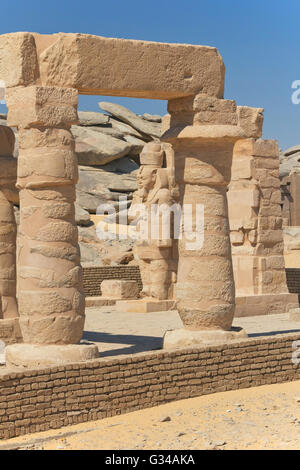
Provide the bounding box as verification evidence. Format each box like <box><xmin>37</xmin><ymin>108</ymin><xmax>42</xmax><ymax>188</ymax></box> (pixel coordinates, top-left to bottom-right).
<box><xmin>83</xmin><ymin>266</ymin><xmax>142</xmax><ymax>297</ymax></box>
<box><xmin>0</xmin><ymin>333</ymin><xmax>300</xmax><ymax>439</ymax></box>
<box><xmin>286</xmin><ymin>269</ymin><xmax>300</xmax><ymax>295</ymax></box>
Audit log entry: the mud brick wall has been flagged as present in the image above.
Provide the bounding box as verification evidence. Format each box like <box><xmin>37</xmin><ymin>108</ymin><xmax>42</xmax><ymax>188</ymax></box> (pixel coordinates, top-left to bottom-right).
<box><xmin>1</xmin><ymin>333</ymin><xmax>300</xmax><ymax>440</ymax></box>
<box><xmin>82</xmin><ymin>265</ymin><xmax>299</xmax><ymax>297</ymax></box>
<box><xmin>83</xmin><ymin>266</ymin><xmax>143</xmax><ymax>296</ymax></box>
<box><xmin>286</xmin><ymin>269</ymin><xmax>300</xmax><ymax>294</ymax></box>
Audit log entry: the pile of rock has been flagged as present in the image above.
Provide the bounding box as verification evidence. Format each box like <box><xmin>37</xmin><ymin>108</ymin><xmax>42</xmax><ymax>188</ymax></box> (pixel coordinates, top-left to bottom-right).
<box><xmin>0</xmin><ymin>102</ymin><xmax>163</xmax><ymax>265</ymax></box>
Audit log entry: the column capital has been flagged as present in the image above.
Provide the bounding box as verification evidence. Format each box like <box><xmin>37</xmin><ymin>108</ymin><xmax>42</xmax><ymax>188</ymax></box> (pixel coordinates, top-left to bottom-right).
<box><xmin>164</xmin><ymin>93</ymin><xmax>264</xmax><ymax>143</ymax></box>
<box><xmin>6</xmin><ymin>85</ymin><xmax>78</xmax><ymax>129</ymax></box>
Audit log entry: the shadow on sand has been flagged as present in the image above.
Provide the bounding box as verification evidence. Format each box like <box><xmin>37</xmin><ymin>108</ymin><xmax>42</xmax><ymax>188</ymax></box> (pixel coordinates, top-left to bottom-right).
<box><xmin>82</xmin><ymin>330</ymin><xmax>163</xmax><ymax>357</ymax></box>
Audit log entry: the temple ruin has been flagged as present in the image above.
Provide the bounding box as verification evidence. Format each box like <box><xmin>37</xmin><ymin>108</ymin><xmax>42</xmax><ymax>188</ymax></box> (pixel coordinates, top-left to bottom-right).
<box><xmin>0</xmin><ymin>31</ymin><xmax>296</xmax><ymax>365</ymax></box>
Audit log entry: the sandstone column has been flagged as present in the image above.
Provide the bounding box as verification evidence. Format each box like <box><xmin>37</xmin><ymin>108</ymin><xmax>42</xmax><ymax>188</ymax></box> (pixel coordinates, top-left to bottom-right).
<box><xmin>0</xmin><ymin>125</ymin><xmax>18</xmax><ymax>320</ymax></box>
<box><xmin>162</xmin><ymin>94</ymin><xmax>263</xmax><ymax>348</ymax></box>
<box><xmin>5</xmin><ymin>86</ymin><xmax>98</xmax><ymax>367</ymax></box>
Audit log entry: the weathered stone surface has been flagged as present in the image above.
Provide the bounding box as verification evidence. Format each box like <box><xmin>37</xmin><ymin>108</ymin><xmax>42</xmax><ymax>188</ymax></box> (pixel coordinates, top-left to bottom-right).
<box><xmin>284</xmin><ymin>227</ymin><xmax>300</xmax><ymax>251</ymax></box>
<box><xmin>5</xmin><ymin>343</ymin><xmax>99</xmax><ymax>368</ymax></box>
<box><xmin>0</xmin><ymin>126</ymin><xmax>15</xmax><ymax>156</ymax></box>
<box><xmin>229</xmin><ymin>138</ymin><xmax>288</xmax><ymax>300</ymax></box>
<box><xmin>75</xmin><ymin>202</ymin><xmax>91</xmax><ymax>226</ymax></box>
<box><xmin>17</xmin><ymin>128</ymin><xmax>78</xmax><ymax>188</ymax></box>
<box><xmin>143</xmin><ymin>113</ymin><xmax>162</xmax><ymax>123</ymax></box>
<box><xmin>78</xmin><ymin>111</ymin><xmax>109</xmax><ymax>126</ymax></box>
<box><xmin>78</xmin><ymin>159</ymin><xmax>138</xmax><ymax>196</ymax></box>
<box><xmin>168</xmin><ymin>94</ymin><xmax>238</xmax><ymax>127</ymax></box>
<box><xmin>79</xmin><ymin>242</ymin><xmax>103</xmax><ymax>265</ymax></box>
<box><xmin>123</xmin><ymin>134</ymin><xmax>145</xmax><ymax>155</ymax></box>
<box><xmin>6</xmin><ymin>86</ymin><xmax>78</xmax><ymax>128</ymax></box>
<box><xmin>37</xmin><ymin>33</ymin><xmax>225</xmax><ymax>98</ymax></box>
<box><xmin>237</xmin><ymin>106</ymin><xmax>264</xmax><ymax>139</ymax></box>
<box><xmin>0</xmin><ymin>125</ymin><xmax>18</xmax><ymax>322</ymax></box>
<box><xmin>283</xmin><ymin>145</ymin><xmax>300</xmax><ymax>157</ymax></box>
<box><xmin>289</xmin><ymin>308</ymin><xmax>300</xmax><ymax>322</ymax></box>
<box><xmin>83</xmin><ymin>125</ymin><xmax>124</xmax><ymax>139</ymax></box>
<box><xmin>0</xmin><ymin>32</ymin><xmax>39</xmax><ymax>88</ymax></box>
<box><xmin>0</xmin><ymin>318</ymin><xmax>22</xmax><ymax>345</ymax></box>
<box><xmin>99</xmin><ymin>102</ymin><xmax>162</xmax><ymax>138</ymax></box>
<box><xmin>109</xmin><ymin>117</ymin><xmax>146</xmax><ymax>139</ymax></box>
<box><xmin>85</xmin><ymin>296</ymin><xmax>115</xmax><ymax>307</ymax></box>
<box><xmin>101</xmin><ymin>279</ymin><xmax>139</xmax><ymax>299</ymax></box>
<box><xmin>71</xmin><ymin>125</ymin><xmax>132</xmax><ymax>165</ymax></box>
<box><xmin>76</xmin><ymin>189</ymin><xmax>113</xmax><ymax>214</ymax></box>
<box><xmin>280</xmin><ymin>152</ymin><xmax>300</xmax><ymax>178</ymax></box>
<box><xmin>115</xmin><ymin>299</ymin><xmax>176</xmax><ymax>313</ymax></box>
<box><xmin>163</xmin><ymin>328</ymin><xmax>247</xmax><ymax>349</ymax></box>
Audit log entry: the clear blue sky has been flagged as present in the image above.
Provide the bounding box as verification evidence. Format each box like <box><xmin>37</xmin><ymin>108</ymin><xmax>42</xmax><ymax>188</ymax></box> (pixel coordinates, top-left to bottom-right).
<box><xmin>0</xmin><ymin>0</ymin><xmax>299</xmax><ymax>150</ymax></box>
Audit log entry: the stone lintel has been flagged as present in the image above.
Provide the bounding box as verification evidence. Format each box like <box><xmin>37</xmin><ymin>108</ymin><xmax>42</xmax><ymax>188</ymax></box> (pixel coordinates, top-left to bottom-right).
<box><xmin>38</xmin><ymin>33</ymin><xmax>225</xmax><ymax>99</ymax></box>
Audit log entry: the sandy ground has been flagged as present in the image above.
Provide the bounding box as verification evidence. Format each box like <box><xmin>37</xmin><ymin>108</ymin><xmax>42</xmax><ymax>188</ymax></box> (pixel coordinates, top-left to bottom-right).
<box><xmin>1</xmin><ymin>380</ymin><xmax>300</xmax><ymax>450</ymax></box>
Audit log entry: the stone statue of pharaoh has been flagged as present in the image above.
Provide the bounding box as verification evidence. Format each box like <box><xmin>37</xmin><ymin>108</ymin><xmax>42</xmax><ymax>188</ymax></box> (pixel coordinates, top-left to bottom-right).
<box><xmin>129</xmin><ymin>141</ymin><xmax>177</xmax><ymax>300</ymax></box>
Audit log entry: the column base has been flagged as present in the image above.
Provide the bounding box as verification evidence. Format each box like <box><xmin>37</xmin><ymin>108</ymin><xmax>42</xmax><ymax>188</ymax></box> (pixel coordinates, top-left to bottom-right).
<box><xmin>163</xmin><ymin>327</ymin><xmax>248</xmax><ymax>350</ymax></box>
<box><xmin>289</xmin><ymin>308</ymin><xmax>300</xmax><ymax>322</ymax></box>
<box><xmin>234</xmin><ymin>293</ymin><xmax>299</xmax><ymax>317</ymax></box>
<box><xmin>85</xmin><ymin>297</ymin><xmax>116</xmax><ymax>308</ymax></box>
<box><xmin>5</xmin><ymin>343</ymin><xmax>99</xmax><ymax>368</ymax></box>
<box><xmin>116</xmin><ymin>299</ymin><xmax>177</xmax><ymax>313</ymax></box>
<box><xmin>0</xmin><ymin>318</ymin><xmax>22</xmax><ymax>345</ymax></box>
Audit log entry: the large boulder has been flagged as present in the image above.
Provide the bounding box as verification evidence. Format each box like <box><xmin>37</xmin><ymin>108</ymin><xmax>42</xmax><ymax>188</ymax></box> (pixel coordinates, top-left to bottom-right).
<box><xmin>123</xmin><ymin>134</ymin><xmax>146</xmax><ymax>155</ymax></box>
<box><xmin>78</xmin><ymin>225</ymin><xmax>135</xmax><ymax>266</ymax></box>
<box><xmin>284</xmin><ymin>227</ymin><xmax>300</xmax><ymax>251</ymax></box>
<box><xmin>109</xmin><ymin>117</ymin><xmax>146</xmax><ymax>139</ymax></box>
<box><xmin>142</xmin><ymin>113</ymin><xmax>162</xmax><ymax>123</ymax></box>
<box><xmin>84</xmin><ymin>125</ymin><xmax>124</xmax><ymax>139</ymax></box>
<box><xmin>75</xmin><ymin>202</ymin><xmax>91</xmax><ymax>226</ymax></box>
<box><xmin>78</xmin><ymin>158</ymin><xmax>138</xmax><ymax>194</ymax></box>
<box><xmin>280</xmin><ymin>151</ymin><xmax>300</xmax><ymax>178</ymax></box>
<box><xmin>71</xmin><ymin>125</ymin><xmax>132</xmax><ymax>165</ymax></box>
<box><xmin>79</xmin><ymin>242</ymin><xmax>103</xmax><ymax>265</ymax></box>
<box><xmin>76</xmin><ymin>158</ymin><xmax>138</xmax><ymax>214</ymax></box>
<box><xmin>78</xmin><ymin>111</ymin><xmax>109</xmax><ymax>126</ymax></box>
<box><xmin>76</xmin><ymin>189</ymin><xmax>115</xmax><ymax>214</ymax></box>
<box><xmin>99</xmin><ymin>102</ymin><xmax>162</xmax><ymax>139</ymax></box>
<box><xmin>282</xmin><ymin>145</ymin><xmax>300</xmax><ymax>157</ymax></box>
